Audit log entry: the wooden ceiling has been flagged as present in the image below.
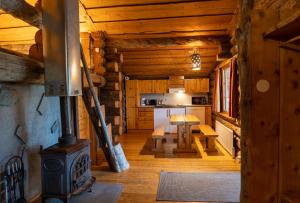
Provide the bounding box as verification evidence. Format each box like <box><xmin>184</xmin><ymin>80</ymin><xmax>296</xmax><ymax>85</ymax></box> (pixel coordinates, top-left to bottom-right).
<box><xmin>0</xmin><ymin>0</ymin><xmax>239</xmax><ymax>78</ymax></box>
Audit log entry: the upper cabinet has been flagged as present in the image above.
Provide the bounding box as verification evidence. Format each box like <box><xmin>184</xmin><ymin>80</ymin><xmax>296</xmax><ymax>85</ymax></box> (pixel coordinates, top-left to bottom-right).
<box><xmin>137</xmin><ymin>80</ymin><xmax>153</xmax><ymax>93</ymax></box>
<box><xmin>185</xmin><ymin>78</ymin><xmax>209</xmax><ymax>93</ymax></box>
<box><xmin>137</xmin><ymin>80</ymin><xmax>168</xmax><ymax>94</ymax></box>
<box><xmin>153</xmin><ymin>80</ymin><xmax>168</xmax><ymax>93</ymax></box>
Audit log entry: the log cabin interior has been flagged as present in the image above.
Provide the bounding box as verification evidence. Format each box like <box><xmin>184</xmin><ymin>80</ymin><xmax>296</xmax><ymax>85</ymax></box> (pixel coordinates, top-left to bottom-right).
<box><xmin>0</xmin><ymin>0</ymin><xmax>300</xmax><ymax>202</ymax></box>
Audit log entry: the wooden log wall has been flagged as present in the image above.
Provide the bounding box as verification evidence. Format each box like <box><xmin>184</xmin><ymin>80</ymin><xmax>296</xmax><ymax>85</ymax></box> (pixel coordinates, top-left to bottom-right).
<box><xmin>100</xmin><ymin>47</ymin><xmax>124</xmax><ymax>138</ymax></box>
<box><xmin>238</xmin><ymin>0</ymin><xmax>300</xmax><ymax>202</ymax></box>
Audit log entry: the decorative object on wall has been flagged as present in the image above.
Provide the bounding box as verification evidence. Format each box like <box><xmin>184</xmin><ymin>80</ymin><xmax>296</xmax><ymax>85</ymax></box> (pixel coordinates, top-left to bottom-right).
<box><xmin>14</xmin><ymin>125</ymin><xmax>25</xmax><ymax>145</ymax></box>
<box><xmin>50</xmin><ymin>120</ymin><xmax>59</xmax><ymax>134</ymax></box>
<box><xmin>191</xmin><ymin>48</ymin><xmax>201</xmax><ymax>70</ymax></box>
<box><xmin>36</xmin><ymin>93</ymin><xmax>45</xmax><ymax>116</ymax></box>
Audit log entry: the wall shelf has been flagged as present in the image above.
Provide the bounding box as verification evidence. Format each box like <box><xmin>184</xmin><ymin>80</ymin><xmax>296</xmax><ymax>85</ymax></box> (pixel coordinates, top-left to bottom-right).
<box><xmin>264</xmin><ymin>10</ymin><xmax>300</xmax><ymax>42</ymax></box>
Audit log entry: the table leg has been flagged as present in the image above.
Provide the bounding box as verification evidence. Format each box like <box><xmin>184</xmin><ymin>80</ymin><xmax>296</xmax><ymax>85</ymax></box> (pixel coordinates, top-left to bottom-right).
<box><xmin>185</xmin><ymin>124</ymin><xmax>192</xmax><ymax>150</ymax></box>
<box><xmin>177</xmin><ymin>125</ymin><xmax>185</xmax><ymax>150</ymax></box>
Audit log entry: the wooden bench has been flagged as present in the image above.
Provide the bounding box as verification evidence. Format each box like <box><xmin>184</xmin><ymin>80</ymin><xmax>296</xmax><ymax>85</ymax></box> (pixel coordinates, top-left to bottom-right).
<box><xmin>152</xmin><ymin>127</ymin><xmax>165</xmax><ymax>152</ymax></box>
<box><xmin>198</xmin><ymin>125</ymin><xmax>218</xmax><ymax>152</ymax></box>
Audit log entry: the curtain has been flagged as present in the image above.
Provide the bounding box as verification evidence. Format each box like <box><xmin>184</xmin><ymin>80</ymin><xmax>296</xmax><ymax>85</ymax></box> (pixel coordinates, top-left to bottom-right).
<box><xmin>229</xmin><ymin>57</ymin><xmax>239</xmax><ymax>118</ymax></box>
<box><xmin>213</xmin><ymin>69</ymin><xmax>220</xmax><ymax>112</ymax></box>
<box><xmin>219</xmin><ymin>68</ymin><xmax>224</xmax><ymax>112</ymax></box>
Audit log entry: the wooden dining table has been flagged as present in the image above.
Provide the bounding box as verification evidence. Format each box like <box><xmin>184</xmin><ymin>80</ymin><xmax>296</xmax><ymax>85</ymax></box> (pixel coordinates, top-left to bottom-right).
<box><xmin>170</xmin><ymin>114</ymin><xmax>201</xmax><ymax>152</ymax></box>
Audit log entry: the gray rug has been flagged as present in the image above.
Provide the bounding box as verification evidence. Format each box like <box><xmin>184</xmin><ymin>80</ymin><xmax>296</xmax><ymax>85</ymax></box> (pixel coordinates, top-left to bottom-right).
<box><xmin>157</xmin><ymin>171</ymin><xmax>240</xmax><ymax>202</ymax></box>
<box><xmin>47</xmin><ymin>182</ymin><xmax>123</xmax><ymax>203</ymax></box>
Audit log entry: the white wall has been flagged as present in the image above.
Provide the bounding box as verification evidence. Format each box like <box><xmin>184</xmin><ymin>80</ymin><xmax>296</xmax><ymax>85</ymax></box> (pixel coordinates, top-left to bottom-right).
<box><xmin>141</xmin><ymin>93</ymin><xmax>208</xmax><ymax>105</ymax></box>
<box><xmin>0</xmin><ymin>84</ymin><xmax>61</xmax><ymax>200</ymax></box>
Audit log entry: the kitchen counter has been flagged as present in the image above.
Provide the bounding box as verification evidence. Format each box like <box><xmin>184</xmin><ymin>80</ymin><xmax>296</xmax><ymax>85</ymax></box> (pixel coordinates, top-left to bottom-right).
<box><xmin>139</xmin><ymin>104</ymin><xmax>212</xmax><ymax>108</ymax></box>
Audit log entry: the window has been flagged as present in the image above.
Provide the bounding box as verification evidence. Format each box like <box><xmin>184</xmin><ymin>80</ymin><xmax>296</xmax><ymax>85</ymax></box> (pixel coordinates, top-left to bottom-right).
<box><xmin>222</xmin><ymin>67</ymin><xmax>230</xmax><ymax>112</ymax></box>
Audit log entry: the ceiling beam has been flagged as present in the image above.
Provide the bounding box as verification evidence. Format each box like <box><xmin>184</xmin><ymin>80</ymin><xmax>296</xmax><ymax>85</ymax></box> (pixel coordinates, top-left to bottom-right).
<box><xmin>0</xmin><ymin>0</ymin><xmax>96</xmax><ymax>33</ymax></box>
<box><xmin>123</xmin><ymin>56</ymin><xmax>217</xmax><ymax>65</ymax></box>
<box><xmin>107</xmin><ymin>30</ymin><xmax>229</xmax><ymax>39</ymax></box>
<box><xmin>79</xmin><ymin>0</ymin><xmax>97</xmax><ymax>32</ymax></box>
<box><xmin>95</xmin><ymin>15</ymin><xmax>233</xmax><ymax>35</ymax></box>
<box><xmin>0</xmin><ymin>0</ymin><xmax>41</xmax><ymax>28</ymax></box>
<box><xmin>87</xmin><ymin>0</ymin><xmax>236</xmax><ymax>22</ymax></box>
<box><xmin>81</xmin><ymin>0</ymin><xmax>217</xmax><ymax>9</ymax></box>
<box><xmin>122</xmin><ymin>48</ymin><xmax>219</xmax><ymax>59</ymax></box>
<box><xmin>122</xmin><ymin>63</ymin><xmax>214</xmax><ymax>72</ymax></box>
<box><xmin>106</xmin><ymin>37</ymin><xmax>225</xmax><ymax>49</ymax></box>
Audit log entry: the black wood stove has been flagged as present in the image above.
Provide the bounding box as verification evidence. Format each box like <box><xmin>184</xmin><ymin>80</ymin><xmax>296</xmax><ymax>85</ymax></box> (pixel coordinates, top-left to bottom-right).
<box><xmin>40</xmin><ymin>0</ymin><xmax>94</xmax><ymax>202</ymax></box>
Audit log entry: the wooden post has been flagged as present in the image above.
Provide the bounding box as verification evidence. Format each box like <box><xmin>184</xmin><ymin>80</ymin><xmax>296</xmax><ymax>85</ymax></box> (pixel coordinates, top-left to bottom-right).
<box><xmin>238</xmin><ymin>7</ymin><xmax>280</xmax><ymax>202</ymax></box>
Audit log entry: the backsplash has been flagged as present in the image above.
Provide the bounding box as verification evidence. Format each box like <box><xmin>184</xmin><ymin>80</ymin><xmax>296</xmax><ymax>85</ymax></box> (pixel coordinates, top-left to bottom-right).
<box><xmin>140</xmin><ymin>93</ymin><xmax>208</xmax><ymax>106</ymax></box>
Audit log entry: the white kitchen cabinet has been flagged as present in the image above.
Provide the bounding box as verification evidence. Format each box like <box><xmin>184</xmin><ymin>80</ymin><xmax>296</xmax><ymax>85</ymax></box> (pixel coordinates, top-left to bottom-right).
<box><xmin>154</xmin><ymin>107</ymin><xmax>185</xmax><ymax>133</ymax></box>
<box><xmin>186</xmin><ymin>107</ymin><xmax>206</xmax><ymax>130</ymax></box>
<box><xmin>154</xmin><ymin>108</ymin><xmax>170</xmax><ymax>132</ymax></box>
<box><xmin>169</xmin><ymin>108</ymin><xmax>185</xmax><ymax>133</ymax></box>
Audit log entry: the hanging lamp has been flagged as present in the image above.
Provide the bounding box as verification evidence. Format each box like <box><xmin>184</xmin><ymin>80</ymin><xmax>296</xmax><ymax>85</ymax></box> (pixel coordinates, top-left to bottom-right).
<box><xmin>191</xmin><ymin>48</ymin><xmax>201</xmax><ymax>70</ymax></box>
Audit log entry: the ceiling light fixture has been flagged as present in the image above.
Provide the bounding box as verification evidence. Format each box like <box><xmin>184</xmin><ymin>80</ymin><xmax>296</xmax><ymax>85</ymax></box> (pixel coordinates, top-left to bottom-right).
<box><xmin>191</xmin><ymin>48</ymin><xmax>201</xmax><ymax>71</ymax></box>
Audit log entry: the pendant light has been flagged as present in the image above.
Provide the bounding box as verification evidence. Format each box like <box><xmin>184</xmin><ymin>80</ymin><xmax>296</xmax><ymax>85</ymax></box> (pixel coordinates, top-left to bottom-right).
<box><xmin>191</xmin><ymin>48</ymin><xmax>201</xmax><ymax>70</ymax></box>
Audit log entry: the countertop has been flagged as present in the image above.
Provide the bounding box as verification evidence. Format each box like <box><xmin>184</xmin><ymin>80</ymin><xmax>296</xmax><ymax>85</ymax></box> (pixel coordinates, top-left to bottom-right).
<box><xmin>138</xmin><ymin>104</ymin><xmax>212</xmax><ymax>108</ymax></box>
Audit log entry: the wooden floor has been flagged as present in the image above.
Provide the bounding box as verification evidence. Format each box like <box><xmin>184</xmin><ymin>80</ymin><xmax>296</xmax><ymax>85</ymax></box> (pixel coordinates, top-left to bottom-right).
<box><xmin>93</xmin><ymin>131</ymin><xmax>240</xmax><ymax>203</ymax></box>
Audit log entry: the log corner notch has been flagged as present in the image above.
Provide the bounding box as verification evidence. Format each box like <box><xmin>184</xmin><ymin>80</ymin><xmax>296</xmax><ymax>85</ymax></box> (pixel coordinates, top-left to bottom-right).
<box><xmin>0</xmin><ymin>0</ymin><xmax>42</xmax><ymax>28</ymax></box>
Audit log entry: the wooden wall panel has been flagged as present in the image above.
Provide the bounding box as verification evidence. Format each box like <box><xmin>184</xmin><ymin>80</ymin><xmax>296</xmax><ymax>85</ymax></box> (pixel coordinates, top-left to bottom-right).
<box><xmin>241</xmin><ymin>10</ymin><xmax>280</xmax><ymax>202</ymax></box>
<box><xmin>279</xmin><ymin>48</ymin><xmax>300</xmax><ymax>202</ymax></box>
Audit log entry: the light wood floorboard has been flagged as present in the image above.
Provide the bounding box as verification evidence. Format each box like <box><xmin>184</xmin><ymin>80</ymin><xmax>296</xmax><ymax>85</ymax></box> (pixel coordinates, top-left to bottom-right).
<box><xmin>93</xmin><ymin>131</ymin><xmax>240</xmax><ymax>203</ymax></box>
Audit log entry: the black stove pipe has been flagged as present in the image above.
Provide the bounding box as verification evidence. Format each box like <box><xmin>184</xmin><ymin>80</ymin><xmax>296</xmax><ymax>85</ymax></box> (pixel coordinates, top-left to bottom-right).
<box><xmin>59</xmin><ymin>96</ymin><xmax>76</xmax><ymax>145</ymax></box>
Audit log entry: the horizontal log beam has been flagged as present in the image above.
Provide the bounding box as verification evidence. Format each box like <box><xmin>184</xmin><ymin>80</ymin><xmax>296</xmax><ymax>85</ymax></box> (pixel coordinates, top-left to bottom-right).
<box><xmin>0</xmin><ymin>48</ymin><xmax>106</xmax><ymax>86</ymax></box>
<box><xmin>122</xmin><ymin>63</ymin><xmax>214</xmax><ymax>72</ymax></box>
<box><xmin>122</xmin><ymin>48</ymin><xmax>219</xmax><ymax>59</ymax></box>
<box><xmin>126</xmin><ymin>71</ymin><xmax>209</xmax><ymax>79</ymax></box>
<box><xmin>0</xmin><ymin>0</ymin><xmax>41</xmax><ymax>28</ymax></box>
<box><xmin>87</xmin><ymin>0</ymin><xmax>236</xmax><ymax>22</ymax></box>
<box><xmin>81</xmin><ymin>0</ymin><xmax>204</xmax><ymax>8</ymax></box>
<box><xmin>94</xmin><ymin>15</ymin><xmax>233</xmax><ymax>35</ymax></box>
<box><xmin>123</xmin><ymin>56</ymin><xmax>217</xmax><ymax>65</ymax></box>
<box><xmin>106</xmin><ymin>37</ymin><xmax>223</xmax><ymax>49</ymax></box>
<box><xmin>0</xmin><ymin>48</ymin><xmax>43</xmax><ymax>83</ymax></box>
<box><xmin>107</xmin><ymin>30</ymin><xmax>229</xmax><ymax>39</ymax></box>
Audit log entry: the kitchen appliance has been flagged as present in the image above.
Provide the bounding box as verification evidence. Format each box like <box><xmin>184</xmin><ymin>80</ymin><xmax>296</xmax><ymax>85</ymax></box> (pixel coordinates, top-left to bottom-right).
<box><xmin>168</xmin><ymin>76</ymin><xmax>185</xmax><ymax>93</ymax></box>
<box><xmin>192</xmin><ymin>96</ymin><xmax>207</xmax><ymax>105</ymax></box>
<box><xmin>142</xmin><ymin>99</ymin><xmax>158</xmax><ymax>106</ymax></box>
<box><xmin>41</xmin><ymin>0</ymin><xmax>93</xmax><ymax>202</ymax></box>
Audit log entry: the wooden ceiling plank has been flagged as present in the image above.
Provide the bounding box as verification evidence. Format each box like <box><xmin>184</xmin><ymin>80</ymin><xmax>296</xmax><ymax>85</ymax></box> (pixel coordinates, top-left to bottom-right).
<box><xmin>122</xmin><ymin>63</ymin><xmax>215</xmax><ymax>71</ymax></box>
<box><xmin>87</xmin><ymin>0</ymin><xmax>237</xmax><ymax>22</ymax></box>
<box><xmin>0</xmin><ymin>0</ymin><xmax>41</xmax><ymax>28</ymax></box>
<box><xmin>0</xmin><ymin>14</ymin><xmax>31</xmax><ymax>28</ymax></box>
<box><xmin>107</xmin><ymin>30</ymin><xmax>229</xmax><ymax>39</ymax></box>
<box><xmin>81</xmin><ymin>0</ymin><xmax>220</xmax><ymax>8</ymax></box>
<box><xmin>94</xmin><ymin>15</ymin><xmax>233</xmax><ymax>35</ymax></box>
<box><xmin>123</xmin><ymin>56</ymin><xmax>217</xmax><ymax>65</ymax></box>
<box><xmin>79</xmin><ymin>0</ymin><xmax>97</xmax><ymax>32</ymax></box>
<box><xmin>122</xmin><ymin>49</ymin><xmax>219</xmax><ymax>59</ymax></box>
<box><xmin>106</xmin><ymin>37</ymin><xmax>223</xmax><ymax>49</ymax></box>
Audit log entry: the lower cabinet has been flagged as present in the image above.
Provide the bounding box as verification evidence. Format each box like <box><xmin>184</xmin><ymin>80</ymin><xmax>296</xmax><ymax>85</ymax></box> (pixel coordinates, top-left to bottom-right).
<box><xmin>136</xmin><ymin>107</ymin><xmax>154</xmax><ymax>130</ymax></box>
